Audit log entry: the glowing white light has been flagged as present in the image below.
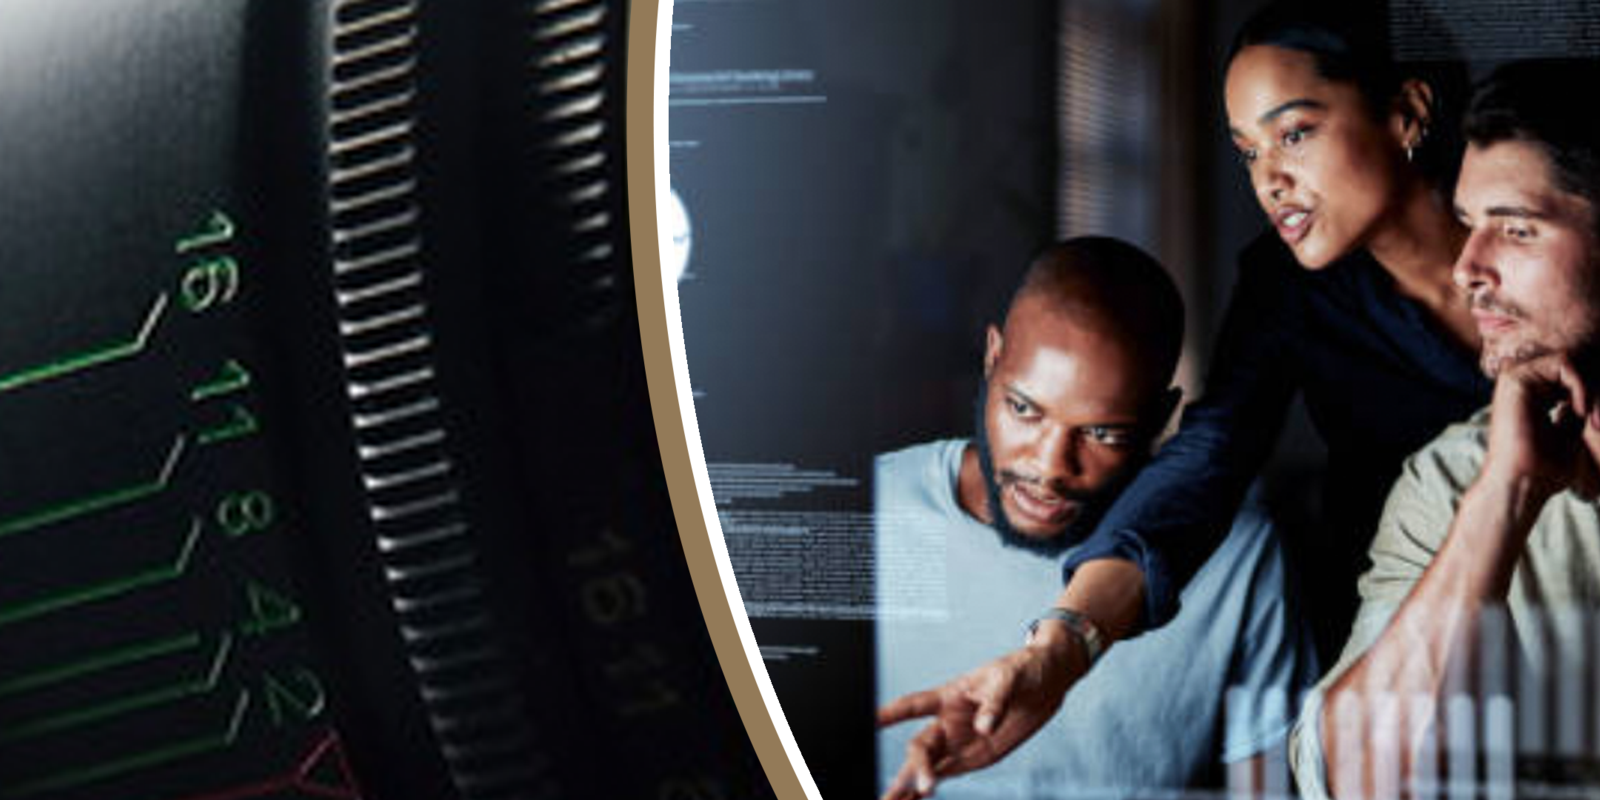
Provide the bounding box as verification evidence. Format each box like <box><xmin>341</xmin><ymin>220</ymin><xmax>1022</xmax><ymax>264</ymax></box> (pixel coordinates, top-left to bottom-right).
<box><xmin>663</xmin><ymin>186</ymin><xmax>693</xmax><ymax>283</ymax></box>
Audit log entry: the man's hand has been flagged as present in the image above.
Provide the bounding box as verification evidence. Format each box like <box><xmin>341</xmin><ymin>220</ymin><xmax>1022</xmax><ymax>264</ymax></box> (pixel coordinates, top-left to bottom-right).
<box><xmin>1324</xmin><ymin>351</ymin><xmax>1600</xmax><ymax>798</ymax></box>
<box><xmin>1483</xmin><ymin>352</ymin><xmax>1600</xmax><ymax>500</ymax></box>
<box><xmin>875</xmin><ymin>632</ymin><xmax>1086</xmax><ymax>799</ymax></box>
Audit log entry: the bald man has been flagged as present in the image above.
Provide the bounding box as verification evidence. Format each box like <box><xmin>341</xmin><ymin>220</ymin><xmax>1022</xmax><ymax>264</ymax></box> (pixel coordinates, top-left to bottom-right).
<box><xmin>875</xmin><ymin>237</ymin><xmax>1319</xmax><ymax>798</ymax></box>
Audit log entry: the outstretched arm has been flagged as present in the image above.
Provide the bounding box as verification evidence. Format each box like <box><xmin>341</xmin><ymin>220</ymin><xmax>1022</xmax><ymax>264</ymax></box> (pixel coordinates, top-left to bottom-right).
<box><xmin>1063</xmin><ymin>239</ymin><xmax>1304</xmax><ymax>627</ymax></box>
<box><xmin>876</xmin><ymin>241</ymin><xmax>1306</xmax><ymax>798</ymax></box>
<box><xmin>876</xmin><ymin>559</ymin><xmax>1143</xmax><ymax>800</ymax></box>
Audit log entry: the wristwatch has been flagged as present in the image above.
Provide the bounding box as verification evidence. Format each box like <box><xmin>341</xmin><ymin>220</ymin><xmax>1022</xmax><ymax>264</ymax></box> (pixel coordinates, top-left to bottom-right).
<box><xmin>1025</xmin><ymin>607</ymin><xmax>1106</xmax><ymax>666</ymax></box>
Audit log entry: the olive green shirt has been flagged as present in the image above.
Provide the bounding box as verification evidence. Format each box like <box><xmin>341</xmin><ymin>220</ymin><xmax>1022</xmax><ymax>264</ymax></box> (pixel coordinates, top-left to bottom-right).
<box><xmin>1291</xmin><ymin>408</ymin><xmax>1600</xmax><ymax>800</ymax></box>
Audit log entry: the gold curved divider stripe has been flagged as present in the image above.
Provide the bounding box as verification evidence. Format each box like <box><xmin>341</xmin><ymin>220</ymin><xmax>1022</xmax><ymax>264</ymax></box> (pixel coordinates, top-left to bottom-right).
<box><xmin>624</xmin><ymin>3</ymin><xmax>816</xmax><ymax>799</ymax></box>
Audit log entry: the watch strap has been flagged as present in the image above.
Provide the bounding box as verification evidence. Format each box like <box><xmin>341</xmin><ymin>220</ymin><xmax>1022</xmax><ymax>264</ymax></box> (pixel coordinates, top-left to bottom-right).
<box><xmin>1026</xmin><ymin>607</ymin><xmax>1106</xmax><ymax>665</ymax></box>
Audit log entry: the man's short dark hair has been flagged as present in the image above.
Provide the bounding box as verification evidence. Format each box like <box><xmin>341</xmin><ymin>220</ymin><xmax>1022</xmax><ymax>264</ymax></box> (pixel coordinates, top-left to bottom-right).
<box><xmin>1007</xmin><ymin>236</ymin><xmax>1185</xmax><ymax>388</ymax></box>
<box><xmin>1465</xmin><ymin>59</ymin><xmax>1600</xmax><ymax>229</ymax></box>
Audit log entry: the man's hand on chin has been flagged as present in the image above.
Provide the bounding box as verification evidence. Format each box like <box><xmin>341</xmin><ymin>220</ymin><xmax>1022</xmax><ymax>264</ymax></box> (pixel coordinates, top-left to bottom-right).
<box><xmin>1484</xmin><ymin>352</ymin><xmax>1600</xmax><ymax>502</ymax></box>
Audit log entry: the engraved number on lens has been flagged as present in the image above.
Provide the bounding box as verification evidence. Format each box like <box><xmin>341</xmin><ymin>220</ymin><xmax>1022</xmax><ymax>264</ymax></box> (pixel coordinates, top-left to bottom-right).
<box><xmin>240</xmin><ymin>578</ymin><xmax>302</xmax><ymax>637</ymax></box>
<box><xmin>217</xmin><ymin>490</ymin><xmax>275</xmax><ymax>538</ymax></box>
<box><xmin>181</xmin><ymin>255</ymin><xmax>241</xmax><ymax>313</ymax></box>
<box><xmin>192</xmin><ymin>360</ymin><xmax>261</xmax><ymax>446</ymax></box>
<box><xmin>191</xmin><ymin>359</ymin><xmax>252</xmax><ymax>401</ymax></box>
<box><xmin>174</xmin><ymin>209</ymin><xmax>235</xmax><ymax>254</ymax></box>
<box><xmin>606</xmin><ymin>642</ymin><xmax>681</xmax><ymax>717</ymax></box>
<box><xmin>176</xmin><ymin>210</ymin><xmax>241</xmax><ymax>313</ymax></box>
<box><xmin>581</xmin><ymin>572</ymin><xmax>649</xmax><ymax>626</ymax></box>
<box><xmin>262</xmin><ymin>667</ymin><xmax>326</xmax><ymax>727</ymax></box>
<box><xmin>198</xmin><ymin>405</ymin><xmax>259</xmax><ymax>446</ymax></box>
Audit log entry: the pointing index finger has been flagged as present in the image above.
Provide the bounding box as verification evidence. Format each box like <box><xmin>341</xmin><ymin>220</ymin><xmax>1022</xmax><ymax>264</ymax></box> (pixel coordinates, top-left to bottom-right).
<box><xmin>879</xmin><ymin>689</ymin><xmax>942</xmax><ymax>728</ymax></box>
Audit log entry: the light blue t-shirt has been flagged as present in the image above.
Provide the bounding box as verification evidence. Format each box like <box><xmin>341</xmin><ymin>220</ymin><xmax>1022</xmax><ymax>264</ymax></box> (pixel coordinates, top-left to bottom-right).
<box><xmin>875</xmin><ymin>439</ymin><xmax>1319</xmax><ymax>799</ymax></box>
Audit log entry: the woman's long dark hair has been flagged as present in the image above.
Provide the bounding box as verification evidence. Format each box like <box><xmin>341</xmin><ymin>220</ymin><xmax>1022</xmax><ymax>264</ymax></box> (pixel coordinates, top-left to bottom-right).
<box><xmin>1228</xmin><ymin>0</ymin><xmax>1468</xmax><ymax>197</ymax></box>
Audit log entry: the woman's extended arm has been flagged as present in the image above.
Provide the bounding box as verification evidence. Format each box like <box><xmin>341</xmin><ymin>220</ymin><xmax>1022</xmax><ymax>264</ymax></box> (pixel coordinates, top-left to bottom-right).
<box><xmin>876</xmin><ymin>238</ymin><xmax>1309</xmax><ymax>799</ymax></box>
<box><xmin>1063</xmin><ymin>235</ymin><xmax>1305</xmax><ymax>627</ymax></box>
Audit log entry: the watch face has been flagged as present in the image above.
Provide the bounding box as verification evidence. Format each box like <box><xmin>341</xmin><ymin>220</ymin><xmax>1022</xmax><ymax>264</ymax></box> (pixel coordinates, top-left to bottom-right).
<box><xmin>1026</xmin><ymin>610</ymin><xmax>1104</xmax><ymax>659</ymax></box>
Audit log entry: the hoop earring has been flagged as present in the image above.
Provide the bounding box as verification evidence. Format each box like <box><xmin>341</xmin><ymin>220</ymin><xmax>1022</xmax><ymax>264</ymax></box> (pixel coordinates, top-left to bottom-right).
<box><xmin>1407</xmin><ymin>125</ymin><xmax>1429</xmax><ymax>165</ymax></box>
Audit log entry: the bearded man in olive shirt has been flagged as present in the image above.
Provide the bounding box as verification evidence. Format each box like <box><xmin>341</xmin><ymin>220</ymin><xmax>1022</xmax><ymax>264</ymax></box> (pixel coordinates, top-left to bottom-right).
<box><xmin>1291</xmin><ymin>59</ymin><xmax>1600</xmax><ymax>800</ymax></box>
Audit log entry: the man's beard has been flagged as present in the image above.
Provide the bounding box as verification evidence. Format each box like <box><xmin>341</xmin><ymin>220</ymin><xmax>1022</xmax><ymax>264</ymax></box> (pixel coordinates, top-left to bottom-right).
<box><xmin>1472</xmin><ymin>289</ymin><xmax>1600</xmax><ymax>377</ymax></box>
<box><xmin>1471</xmin><ymin>291</ymin><xmax>1545</xmax><ymax>377</ymax></box>
<box><xmin>971</xmin><ymin>384</ymin><xmax>1133</xmax><ymax>558</ymax></box>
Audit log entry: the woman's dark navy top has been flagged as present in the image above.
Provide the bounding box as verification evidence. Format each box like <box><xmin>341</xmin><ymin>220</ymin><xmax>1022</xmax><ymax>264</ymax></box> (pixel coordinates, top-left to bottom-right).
<box><xmin>1062</xmin><ymin>232</ymin><xmax>1492</xmax><ymax>630</ymax></box>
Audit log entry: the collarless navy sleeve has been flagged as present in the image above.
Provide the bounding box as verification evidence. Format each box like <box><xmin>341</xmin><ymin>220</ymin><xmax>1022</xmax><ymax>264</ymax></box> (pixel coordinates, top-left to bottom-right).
<box><xmin>1062</xmin><ymin>236</ymin><xmax>1305</xmax><ymax>627</ymax></box>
